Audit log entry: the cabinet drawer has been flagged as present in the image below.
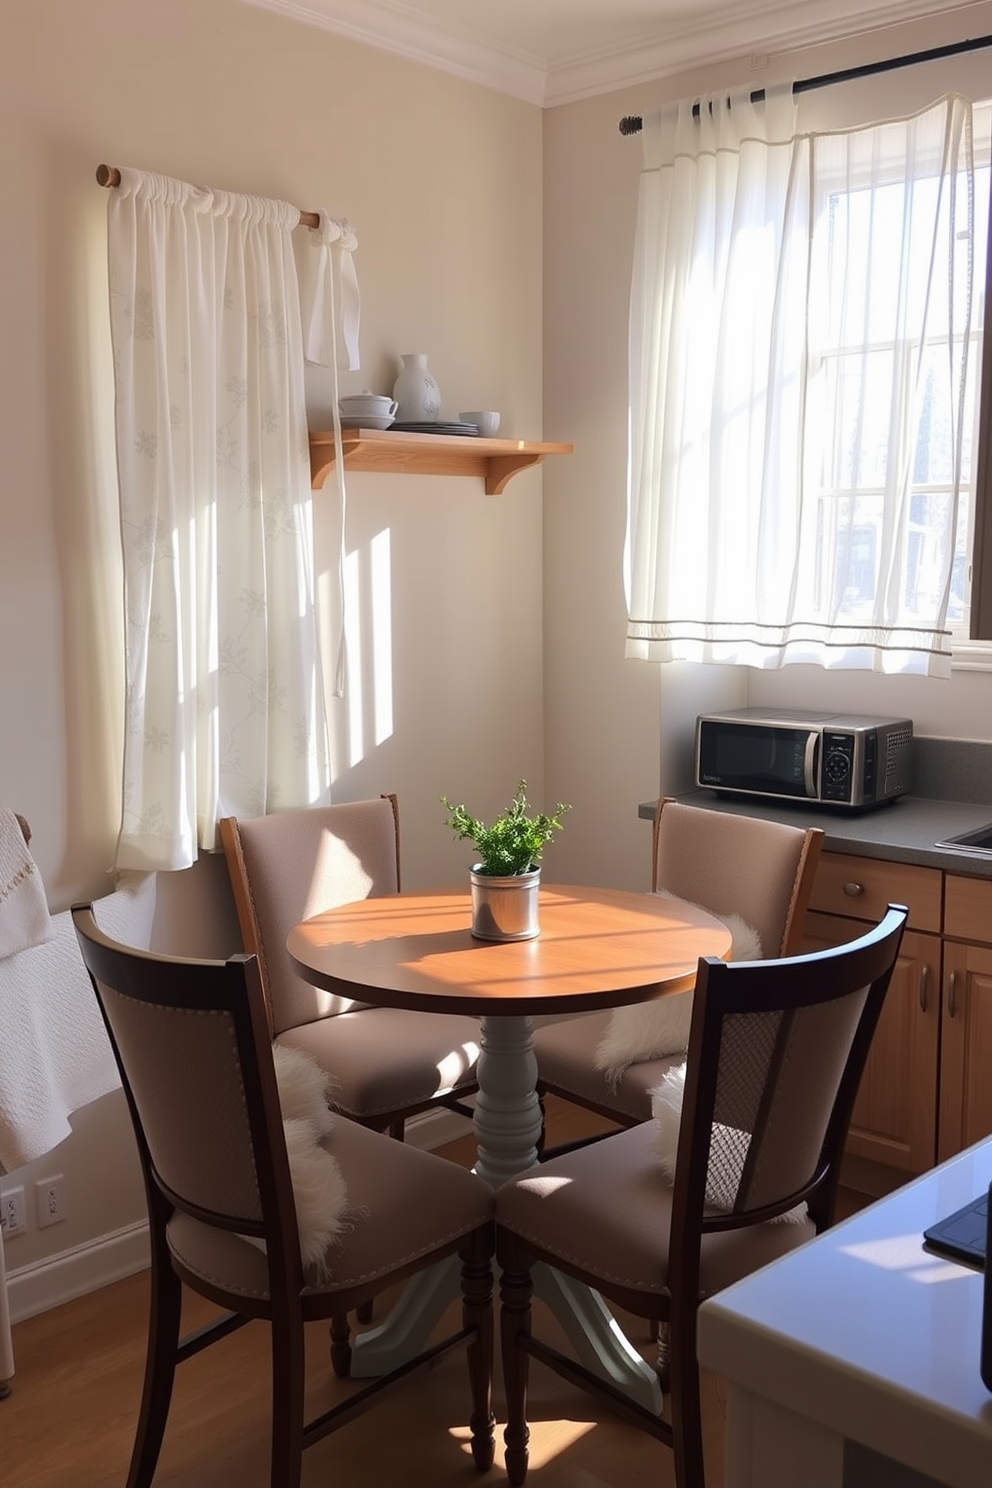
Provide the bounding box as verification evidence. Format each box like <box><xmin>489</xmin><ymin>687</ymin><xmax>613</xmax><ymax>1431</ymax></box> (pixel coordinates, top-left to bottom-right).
<box><xmin>944</xmin><ymin>874</ymin><xmax>992</xmax><ymax>944</ymax></box>
<box><xmin>809</xmin><ymin>852</ymin><xmax>942</xmax><ymax>933</ymax></box>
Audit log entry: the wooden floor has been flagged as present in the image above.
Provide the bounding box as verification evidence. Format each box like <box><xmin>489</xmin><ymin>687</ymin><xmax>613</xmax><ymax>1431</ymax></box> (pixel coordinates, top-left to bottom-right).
<box><xmin>3</xmin><ymin>1100</ymin><xmax>733</xmax><ymax>1488</ymax></box>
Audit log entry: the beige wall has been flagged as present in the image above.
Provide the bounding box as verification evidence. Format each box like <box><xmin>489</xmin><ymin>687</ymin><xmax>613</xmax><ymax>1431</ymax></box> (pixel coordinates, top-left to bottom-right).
<box><xmin>0</xmin><ymin>0</ymin><xmax>544</xmax><ymax>1290</ymax></box>
<box><xmin>542</xmin><ymin>1</ymin><xmax>992</xmax><ymax>891</ymax></box>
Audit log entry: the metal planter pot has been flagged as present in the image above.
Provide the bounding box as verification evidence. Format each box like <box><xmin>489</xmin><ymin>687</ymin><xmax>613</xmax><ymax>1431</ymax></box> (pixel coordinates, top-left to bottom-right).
<box><xmin>469</xmin><ymin>866</ymin><xmax>540</xmax><ymax>941</ymax></box>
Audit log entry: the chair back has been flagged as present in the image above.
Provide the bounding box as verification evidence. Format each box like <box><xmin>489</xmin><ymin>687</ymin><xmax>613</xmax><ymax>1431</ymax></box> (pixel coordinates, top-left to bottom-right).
<box><xmin>71</xmin><ymin>904</ymin><xmax>302</xmax><ymax>1280</ymax></box>
<box><xmin>220</xmin><ymin>796</ymin><xmax>401</xmax><ymax>1035</ymax></box>
<box><xmin>671</xmin><ymin>904</ymin><xmax>907</xmax><ymax>1266</ymax></box>
<box><xmin>651</xmin><ymin>797</ymin><xmax>822</xmax><ymax>958</ymax></box>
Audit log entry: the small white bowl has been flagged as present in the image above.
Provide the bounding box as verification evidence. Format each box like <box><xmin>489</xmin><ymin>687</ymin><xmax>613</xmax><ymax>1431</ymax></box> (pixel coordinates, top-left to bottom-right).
<box><xmin>339</xmin><ymin>394</ymin><xmax>398</xmax><ymax>420</ymax></box>
<box><xmin>460</xmin><ymin>410</ymin><xmax>500</xmax><ymax>437</ymax></box>
<box><xmin>339</xmin><ymin>414</ymin><xmax>394</xmax><ymax>430</ymax></box>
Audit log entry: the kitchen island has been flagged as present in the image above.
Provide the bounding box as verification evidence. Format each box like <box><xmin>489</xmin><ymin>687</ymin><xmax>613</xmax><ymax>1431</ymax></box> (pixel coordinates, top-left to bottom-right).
<box><xmin>696</xmin><ymin>1135</ymin><xmax>992</xmax><ymax>1488</ymax></box>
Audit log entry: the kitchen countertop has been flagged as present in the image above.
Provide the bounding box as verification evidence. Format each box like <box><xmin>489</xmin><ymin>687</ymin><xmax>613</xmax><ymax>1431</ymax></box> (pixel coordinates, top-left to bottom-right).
<box><xmin>696</xmin><ymin>1135</ymin><xmax>992</xmax><ymax>1488</ymax></box>
<box><xmin>639</xmin><ymin>737</ymin><xmax>992</xmax><ymax>878</ymax></box>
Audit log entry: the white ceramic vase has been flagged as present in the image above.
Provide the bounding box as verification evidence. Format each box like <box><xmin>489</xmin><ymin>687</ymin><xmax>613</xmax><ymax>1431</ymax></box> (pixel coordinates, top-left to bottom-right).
<box><xmin>392</xmin><ymin>353</ymin><xmax>441</xmax><ymax>422</ymax></box>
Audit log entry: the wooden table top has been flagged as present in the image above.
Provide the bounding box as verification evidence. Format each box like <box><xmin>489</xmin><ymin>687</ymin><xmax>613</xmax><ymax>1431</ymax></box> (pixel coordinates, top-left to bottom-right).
<box><xmin>287</xmin><ymin>882</ymin><xmax>732</xmax><ymax>1017</ymax></box>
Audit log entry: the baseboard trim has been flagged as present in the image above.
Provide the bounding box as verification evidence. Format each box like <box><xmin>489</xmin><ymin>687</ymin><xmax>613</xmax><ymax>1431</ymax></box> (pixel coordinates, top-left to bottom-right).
<box><xmin>7</xmin><ymin>1222</ymin><xmax>151</xmax><ymax>1324</ymax></box>
<box><xmin>402</xmin><ymin>1103</ymin><xmax>474</xmax><ymax>1151</ymax></box>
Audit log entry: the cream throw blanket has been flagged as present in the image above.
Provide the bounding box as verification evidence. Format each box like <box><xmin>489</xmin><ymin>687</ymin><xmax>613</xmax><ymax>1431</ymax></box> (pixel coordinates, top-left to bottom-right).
<box><xmin>0</xmin><ymin>809</ymin><xmax>53</xmax><ymax>962</ymax></box>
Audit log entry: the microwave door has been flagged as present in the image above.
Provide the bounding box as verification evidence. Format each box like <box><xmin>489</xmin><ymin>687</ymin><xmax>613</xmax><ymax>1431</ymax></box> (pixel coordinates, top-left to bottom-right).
<box><xmin>803</xmin><ymin>729</ymin><xmax>819</xmax><ymax>798</ymax></box>
<box><xmin>697</xmin><ymin>720</ymin><xmax>820</xmax><ymax>800</ymax></box>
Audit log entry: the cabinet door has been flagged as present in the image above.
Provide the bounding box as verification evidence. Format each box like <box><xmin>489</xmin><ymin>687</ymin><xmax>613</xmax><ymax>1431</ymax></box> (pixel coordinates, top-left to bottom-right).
<box><xmin>805</xmin><ymin>912</ymin><xmax>939</xmax><ymax>1174</ymax></box>
<box><xmin>937</xmin><ymin>941</ymin><xmax>992</xmax><ymax>1163</ymax></box>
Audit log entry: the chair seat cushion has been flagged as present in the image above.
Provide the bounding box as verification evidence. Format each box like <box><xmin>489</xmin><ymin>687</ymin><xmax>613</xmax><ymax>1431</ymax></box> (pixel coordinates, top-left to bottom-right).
<box><xmin>168</xmin><ymin>1116</ymin><xmax>493</xmax><ymax>1302</ymax></box>
<box><xmin>534</xmin><ymin>1014</ymin><xmax>682</xmax><ymax>1123</ymax></box>
<box><xmin>496</xmin><ymin>1122</ymin><xmax>813</xmax><ymax>1299</ymax></box>
<box><xmin>276</xmin><ymin>1007</ymin><xmax>480</xmax><ymax>1121</ymax></box>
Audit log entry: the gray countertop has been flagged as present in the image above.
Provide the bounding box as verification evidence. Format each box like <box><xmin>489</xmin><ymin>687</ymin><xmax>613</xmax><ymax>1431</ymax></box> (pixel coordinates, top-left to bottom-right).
<box><xmin>639</xmin><ymin>736</ymin><xmax>992</xmax><ymax>878</ymax></box>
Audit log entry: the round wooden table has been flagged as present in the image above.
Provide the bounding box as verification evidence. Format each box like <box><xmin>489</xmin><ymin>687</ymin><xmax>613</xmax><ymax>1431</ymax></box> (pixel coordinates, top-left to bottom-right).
<box><xmin>289</xmin><ymin>883</ymin><xmax>730</xmax><ymax>1403</ymax></box>
<box><xmin>288</xmin><ymin>881</ymin><xmax>730</xmax><ymax>1184</ymax></box>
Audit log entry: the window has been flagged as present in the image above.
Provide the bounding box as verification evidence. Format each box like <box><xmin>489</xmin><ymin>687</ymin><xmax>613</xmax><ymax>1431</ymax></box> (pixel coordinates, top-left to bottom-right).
<box><xmin>625</xmin><ymin>90</ymin><xmax>990</xmax><ymax>677</ymax></box>
<box><xmin>808</xmin><ymin>106</ymin><xmax>990</xmax><ymax>646</ymax></box>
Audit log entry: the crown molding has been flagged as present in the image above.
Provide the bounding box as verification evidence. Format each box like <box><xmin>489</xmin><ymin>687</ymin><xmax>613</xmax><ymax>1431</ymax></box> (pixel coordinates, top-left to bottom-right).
<box><xmin>240</xmin><ymin>0</ymin><xmax>549</xmax><ymax>104</ymax></box>
<box><xmin>240</xmin><ymin>0</ymin><xmax>987</xmax><ymax>107</ymax></box>
<box><xmin>544</xmin><ymin>0</ymin><xmax>982</xmax><ymax>104</ymax></box>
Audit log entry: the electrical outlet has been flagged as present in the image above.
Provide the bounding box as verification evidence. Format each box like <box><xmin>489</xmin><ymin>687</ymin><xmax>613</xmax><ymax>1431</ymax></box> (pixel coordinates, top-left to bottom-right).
<box><xmin>35</xmin><ymin>1175</ymin><xmax>65</xmax><ymax>1229</ymax></box>
<box><xmin>1</xmin><ymin>1187</ymin><xmax>27</xmax><ymax>1239</ymax></box>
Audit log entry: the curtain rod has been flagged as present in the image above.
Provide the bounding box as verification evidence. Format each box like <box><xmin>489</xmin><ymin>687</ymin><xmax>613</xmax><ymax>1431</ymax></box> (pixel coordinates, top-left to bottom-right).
<box><xmin>95</xmin><ymin>164</ymin><xmax>321</xmax><ymax>228</ymax></box>
<box><xmin>618</xmin><ymin>32</ymin><xmax>992</xmax><ymax>134</ymax></box>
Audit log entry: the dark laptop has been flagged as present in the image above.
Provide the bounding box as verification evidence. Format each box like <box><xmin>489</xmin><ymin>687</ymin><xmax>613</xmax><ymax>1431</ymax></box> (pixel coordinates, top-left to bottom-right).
<box><xmin>923</xmin><ymin>1190</ymin><xmax>989</xmax><ymax>1269</ymax></box>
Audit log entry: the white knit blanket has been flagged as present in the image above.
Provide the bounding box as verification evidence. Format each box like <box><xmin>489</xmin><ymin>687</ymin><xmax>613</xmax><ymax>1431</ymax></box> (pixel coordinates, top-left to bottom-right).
<box><xmin>0</xmin><ymin>906</ymin><xmax>121</xmax><ymax>1171</ymax></box>
<box><xmin>0</xmin><ymin>809</ymin><xmax>53</xmax><ymax>962</ymax></box>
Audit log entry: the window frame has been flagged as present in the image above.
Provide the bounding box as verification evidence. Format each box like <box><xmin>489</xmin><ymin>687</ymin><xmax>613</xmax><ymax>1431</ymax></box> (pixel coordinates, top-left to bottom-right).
<box><xmin>969</xmin><ymin>181</ymin><xmax>992</xmax><ymax>642</ymax></box>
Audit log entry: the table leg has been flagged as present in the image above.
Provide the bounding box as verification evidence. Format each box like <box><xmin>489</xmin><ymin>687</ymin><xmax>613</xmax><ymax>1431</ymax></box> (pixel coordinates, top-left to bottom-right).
<box><xmin>472</xmin><ymin>1013</ymin><xmax>543</xmax><ymax>1186</ymax></box>
<box><xmin>351</xmin><ymin>1011</ymin><xmax>663</xmax><ymax>1410</ymax></box>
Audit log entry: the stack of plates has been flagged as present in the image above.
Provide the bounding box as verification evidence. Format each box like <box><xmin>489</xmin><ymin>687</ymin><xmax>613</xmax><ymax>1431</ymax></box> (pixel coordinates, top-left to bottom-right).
<box><xmin>390</xmin><ymin>421</ymin><xmax>480</xmax><ymax>436</ymax></box>
<box><xmin>339</xmin><ymin>415</ymin><xmax>394</xmax><ymax>430</ymax></box>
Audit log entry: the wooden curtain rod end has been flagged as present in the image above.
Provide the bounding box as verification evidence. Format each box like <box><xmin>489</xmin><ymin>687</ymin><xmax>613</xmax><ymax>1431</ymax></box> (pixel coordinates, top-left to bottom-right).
<box><xmin>96</xmin><ymin>164</ymin><xmax>121</xmax><ymax>188</ymax></box>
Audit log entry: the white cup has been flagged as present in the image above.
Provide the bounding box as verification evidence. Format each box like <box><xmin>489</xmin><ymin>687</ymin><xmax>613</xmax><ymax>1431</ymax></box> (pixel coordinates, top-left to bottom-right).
<box><xmin>460</xmin><ymin>410</ymin><xmax>500</xmax><ymax>437</ymax></box>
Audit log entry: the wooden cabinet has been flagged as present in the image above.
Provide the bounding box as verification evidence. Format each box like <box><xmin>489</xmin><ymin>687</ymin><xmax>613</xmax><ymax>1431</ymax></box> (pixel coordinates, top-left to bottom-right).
<box><xmin>804</xmin><ymin>853</ymin><xmax>992</xmax><ymax>1188</ymax></box>
<box><xmin>805</xmin><ymin>911</ymin><xmax>939</xmax><ymax>1174</ymax></box>
<box><xmin>938</xmin><ymin>876</ymin><xmax>992</xmax><ymax>1162</ymax></box>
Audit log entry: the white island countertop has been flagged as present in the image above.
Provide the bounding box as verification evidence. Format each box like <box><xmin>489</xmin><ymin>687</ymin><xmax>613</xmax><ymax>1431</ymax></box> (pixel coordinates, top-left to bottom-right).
<box><xmin>697</xmin><ymin>1138</ymin><xmax>992</xmax><ymax>1488</ymax></box>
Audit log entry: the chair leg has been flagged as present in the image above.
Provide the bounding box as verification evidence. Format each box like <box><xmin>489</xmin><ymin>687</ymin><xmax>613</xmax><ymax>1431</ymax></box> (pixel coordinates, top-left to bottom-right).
<box><xmin>329</xmin><ymin>1314</ymin><xmax>352</xmax><ymax>1378</ymax></box>
<box><xmin>269</xmin><ymin>1304</ymin><xmax>306</xmax><ymax>1488</ymax></box>
<box><xmin>126</xmin><ymin>1247</ymin><xmax>183</xmax><ymax>1488</ymax></box>
<box><xmin>655</xmin><ymin>1319</ymin><xmax>670</xmax><ymax>1390</ymax></box>
<box><xmin>499</xmin><ymin>1261</ymin><xmax>534</xmax><ymax>1487</ymax></box>
<box><xmin>668</xmin><ymin>1309</ymin><xmax>706</xmax><ymax>1488</ymax></box>
<box><xmin>461</xmin><ymin>1234</ymin><xmax>495</xmax><ymax>1472</ymax></box>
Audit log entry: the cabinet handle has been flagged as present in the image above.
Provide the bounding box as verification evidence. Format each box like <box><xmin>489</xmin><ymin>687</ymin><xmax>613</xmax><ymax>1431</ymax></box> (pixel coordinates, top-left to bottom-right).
<box><xmin>843</xmin><ymin>881</ymin><xmax>865</xmax><ymax>898</ymax></box>
<box><xmin>948</xmin><ymin>970</ymin><xmax>958</xmax><ymax>1019</ymax></box>
<box><xmin>919</xmin><ymin>963</ymin><xmax>929</xmax><ymax>1013</ymax></box>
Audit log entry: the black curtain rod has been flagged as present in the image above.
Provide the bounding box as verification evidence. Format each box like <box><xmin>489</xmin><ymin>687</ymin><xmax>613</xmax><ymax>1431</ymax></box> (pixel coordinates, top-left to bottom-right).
<box><xmin>618</xmin><ymin>32</ymin><xmax>992</xmax><ymax>134</ymax></box>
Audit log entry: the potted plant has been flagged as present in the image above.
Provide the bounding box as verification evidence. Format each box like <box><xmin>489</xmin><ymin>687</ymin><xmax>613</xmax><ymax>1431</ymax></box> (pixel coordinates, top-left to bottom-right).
<box><xmin>441</xmin><ymin>781</ymin><xmax>570</xmax><ymax>941</ymax></box>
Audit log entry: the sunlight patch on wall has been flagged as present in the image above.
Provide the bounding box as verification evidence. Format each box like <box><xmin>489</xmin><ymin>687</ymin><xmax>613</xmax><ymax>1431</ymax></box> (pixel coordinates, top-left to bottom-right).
<box><xmin>341</xmin><ymin>526</ymin><xmax>395</xmax><ymax>769</ymax></box>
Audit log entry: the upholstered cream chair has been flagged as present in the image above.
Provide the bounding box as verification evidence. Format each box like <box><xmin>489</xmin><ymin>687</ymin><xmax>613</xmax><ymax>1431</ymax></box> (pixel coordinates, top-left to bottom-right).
<box><xmin>72</xmin><ymin>903</ymin><xmax>495</xmax><ymax>1488</ymax></box>
<box><xmin>220</xmin><ymin>796</ymin><xmax>479</xmax><ymax>1139</ymax></box>
<box><xmin>497</xmin><ymin>905</ymin><xmax>907</xmax><ymax>1488</ymax></box>
<box><xmin>533</xmin><ymin>797</ymin><xmax>824</xmax><ymax>1137</ymax></box>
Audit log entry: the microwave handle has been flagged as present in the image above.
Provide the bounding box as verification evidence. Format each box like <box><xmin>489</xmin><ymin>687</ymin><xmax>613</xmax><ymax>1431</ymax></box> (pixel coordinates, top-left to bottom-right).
<box><xmin>803</xmin><ymin>730</ymin><xmax>819</xmax><ymax>797</ymax></box>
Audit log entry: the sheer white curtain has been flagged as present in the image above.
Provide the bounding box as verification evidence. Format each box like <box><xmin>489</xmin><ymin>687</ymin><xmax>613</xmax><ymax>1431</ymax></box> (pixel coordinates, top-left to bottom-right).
<box><xmin>107</xmin><ymin>169</ymin><xmax>350</xmax><ymax>870</ymax></box>
<box><xmin>625</xmin><ymin>90</ymin><xmax>977</xmax><ymax>677</ymax></box>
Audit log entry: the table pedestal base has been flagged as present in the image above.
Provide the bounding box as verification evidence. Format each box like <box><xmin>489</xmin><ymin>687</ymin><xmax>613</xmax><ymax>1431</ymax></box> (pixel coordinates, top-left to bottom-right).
<box><xmin>351</xmin><ymin>1012</ymin><xmax>662</xmax><ymax>1413</ymax></box>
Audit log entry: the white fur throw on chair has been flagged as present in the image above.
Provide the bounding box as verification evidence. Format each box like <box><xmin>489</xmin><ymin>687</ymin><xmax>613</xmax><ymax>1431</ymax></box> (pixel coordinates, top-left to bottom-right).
<box><xmin>649</xmin><ymin>1061</ymin><xmax>807</xmax><ymax>1224</ymax></box>
<box><xmin>272</xmin><ymin>1045</ymin><xmax>349</xmax><ymax>1269</ymax></box>
<box><xmin>594</xmin><ymin>907</ymin><xmax>762</xmax><ymax>1085</ymax></box>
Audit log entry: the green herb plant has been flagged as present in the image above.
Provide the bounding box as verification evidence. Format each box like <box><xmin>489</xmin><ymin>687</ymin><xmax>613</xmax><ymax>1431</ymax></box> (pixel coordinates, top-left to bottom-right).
<box><xmin>441</xmin><ymin>780</ymin><xmax>571</xmax><ymax>878</ymax></box>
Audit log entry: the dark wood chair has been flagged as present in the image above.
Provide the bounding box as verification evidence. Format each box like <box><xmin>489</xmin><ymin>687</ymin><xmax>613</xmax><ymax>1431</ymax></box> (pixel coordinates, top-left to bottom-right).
<box><xmin>496</xmin><ymin>903</ymin><xmax>908</xmax><ymax>1488</ymax></box>
<box><xmin>72</xmin><ymin>903</ymin><xmax>495</xmax><ymax>1488</ymax></box>
<box><xmin>219</xmin><ymin>795</ymin><xmax>479</xmax><ymax>1140</ymax></box>
<box><xmin>533</xmin><ymin>797</ymin><xmax>824</xmax><ymax>1140</ymax></box>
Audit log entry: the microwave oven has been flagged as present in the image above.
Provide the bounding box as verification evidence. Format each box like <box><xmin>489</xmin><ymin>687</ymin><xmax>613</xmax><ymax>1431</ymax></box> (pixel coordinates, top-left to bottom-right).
<box><xmin>695</xmin><ymin>708</ymin><xmax>914</xmax><ymax>810</ymax></box>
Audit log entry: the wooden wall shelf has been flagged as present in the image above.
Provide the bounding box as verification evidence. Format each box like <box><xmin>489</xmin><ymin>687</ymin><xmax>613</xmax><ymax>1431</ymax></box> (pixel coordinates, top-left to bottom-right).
<box><xmin>309</xmin><ymin>428</ymin><xmax>573</xmax><ymax>495</ymax></box>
